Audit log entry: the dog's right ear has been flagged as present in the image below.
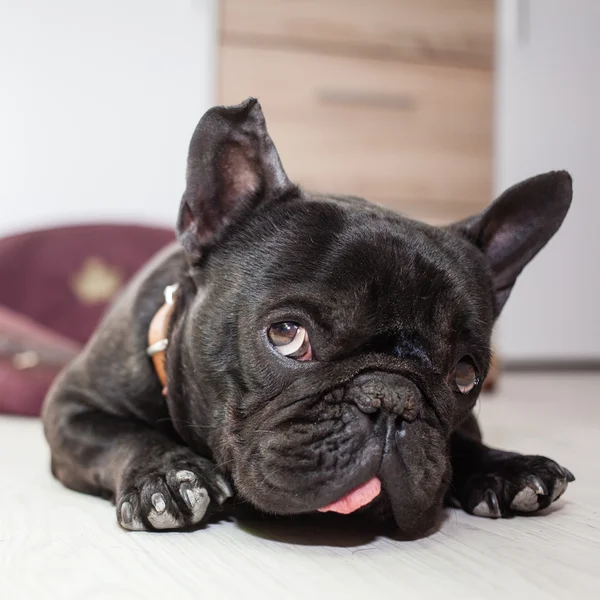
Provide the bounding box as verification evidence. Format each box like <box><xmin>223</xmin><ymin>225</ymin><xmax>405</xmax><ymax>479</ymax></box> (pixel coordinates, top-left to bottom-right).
<box><xmin>176</xmin><ymin>98</ymin><xmax>296</xmax><ymax>263</ymax></box>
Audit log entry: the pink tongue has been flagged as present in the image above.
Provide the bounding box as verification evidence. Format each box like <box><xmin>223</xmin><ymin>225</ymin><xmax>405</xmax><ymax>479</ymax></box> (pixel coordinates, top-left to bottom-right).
<box><xmin>318</xmin><ymin>477</ymin><xmax>382</xmax><ymax>515</ymax></box>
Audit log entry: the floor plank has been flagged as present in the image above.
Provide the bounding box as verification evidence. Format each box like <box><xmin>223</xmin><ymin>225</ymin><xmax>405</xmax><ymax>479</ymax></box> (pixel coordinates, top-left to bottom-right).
<box><xmin>1</xmin><ymin>373</ymin><xmax>598</xmax><ymax>599</ymax></box>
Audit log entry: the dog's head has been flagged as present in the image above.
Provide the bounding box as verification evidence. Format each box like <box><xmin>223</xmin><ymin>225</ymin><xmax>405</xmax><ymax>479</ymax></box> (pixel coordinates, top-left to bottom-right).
<box><xmin>167</xmin><ymin>99</ymin><xmax>572</xmax><ymax>538</ymax></box>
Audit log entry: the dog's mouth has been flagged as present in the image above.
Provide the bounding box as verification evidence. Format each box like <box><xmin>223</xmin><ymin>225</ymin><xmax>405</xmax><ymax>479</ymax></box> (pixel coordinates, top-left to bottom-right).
<box><xmin>317</xmin><ymin>476</ymin><xmax>382</xmax><ymax>514</ymax></box>
<box><xmin>226</xmin><ymin>368</ymin><xmax>450</xmax><ymax>529</ymax></box>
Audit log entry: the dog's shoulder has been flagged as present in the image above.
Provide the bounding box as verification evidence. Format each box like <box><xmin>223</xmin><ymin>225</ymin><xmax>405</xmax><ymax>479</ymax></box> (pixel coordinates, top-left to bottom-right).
<box><xmin>93</xmin><ymin>241</ymin><xmax>185</xmax><ymax>348</ymax></box>
<box><xmin>46</xmin><ymin>242</ymin><xmax>186</xmax><ymax>416</ymax></box>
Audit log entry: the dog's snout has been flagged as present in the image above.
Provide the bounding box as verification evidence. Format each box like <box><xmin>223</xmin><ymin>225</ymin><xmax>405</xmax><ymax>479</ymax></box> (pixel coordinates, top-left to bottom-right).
<box><xmin>345</xmin><ymin>372</ymin><xmax>420</xmax><ymax>420</ymax></box>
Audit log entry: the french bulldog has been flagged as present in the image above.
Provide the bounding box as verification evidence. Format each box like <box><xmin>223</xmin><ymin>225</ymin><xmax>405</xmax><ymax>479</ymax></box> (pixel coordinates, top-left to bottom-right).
<box><xmin>42</xmin><ymin>98</ymin><xmax>575</xmax><ymax>538</ymax></box>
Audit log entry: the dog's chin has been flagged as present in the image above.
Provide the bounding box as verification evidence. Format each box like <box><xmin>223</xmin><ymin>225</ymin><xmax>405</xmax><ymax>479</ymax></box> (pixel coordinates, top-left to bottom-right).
<box><xmin>230</xmin><ymin>446</ymin><xmax>384</xmax><ymax>517</ymax></box>
<box><xmin>228</xmin><ymin>427</ymin><xmax>450</xmax><ymax>538</ymax></box>
<box><xmin>232</xmin><ymin>463</ymin><xmax>445</xmax><ymax>538</ymax></box>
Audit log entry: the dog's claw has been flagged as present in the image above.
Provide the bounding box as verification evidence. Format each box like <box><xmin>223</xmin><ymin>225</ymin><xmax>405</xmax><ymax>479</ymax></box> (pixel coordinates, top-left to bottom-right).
<box><xmin>118</xmin><ymin>500</ymin><xmax>144</xmax><ymax>531</ymax></box>
<box><xmin>447</xmin><ymin>495</ymin><xmax>462</xmax><ymax>509</ymax></box>
<box><xmin>179</xmin><ymin>482</ymin><xmax>196</xmax><ymax>510</ymax></box>
<box><xmin>121</xmin><ymin>501</ymin><xmax>133</xmax><ymax>525</ymax></box>
<box><xmin>562</xmin><ymin>467</ymin><xmax>576</xmax><ymax>482</ymax></box>
<box><xmin>486</xmin><ymin>489</ymin><xmax>501</xmax><ymax>517</ymax></box>
<box><xmin>550</xmin><ymin>478</ymin><xmax>568</xmax><ymax>501</ymax></box>
<box><xmin>473</xmin><ymin>490</ymin><xmax>501</xmax><ymax>518</ymax></box>
<box><xmin>151</xmin><ymin>492</ymin><xmax>166</xmax><ymax>513</ymax></box>
<box><xmin>528</xmin><ymin>475</ymin><xmax>547</xmax><ymax>496</ymax></box>
<box><xmin>215</xmin><ymin>474</ymin><xmax>233</xmax><ymax>503</ymax></box>
<box><xmin>185</xmin><ymin>486</ymin><xmax>210</xmax><ymax>523</ymax></box>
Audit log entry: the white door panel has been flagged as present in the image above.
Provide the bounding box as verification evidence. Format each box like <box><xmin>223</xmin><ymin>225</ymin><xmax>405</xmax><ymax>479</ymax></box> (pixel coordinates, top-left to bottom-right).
<box><xmin>496</xmin><ymin>0</ymin><xmax>600</xmax><ymax>360</ymax></box>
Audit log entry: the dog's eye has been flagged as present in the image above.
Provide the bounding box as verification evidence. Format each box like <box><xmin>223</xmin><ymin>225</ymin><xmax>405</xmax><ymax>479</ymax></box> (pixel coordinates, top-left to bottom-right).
<box><xmin>267</xmin><ymin>322</ymin><xmax>312</xmax><ymax>360</ymax></box>
<box><xmin>451</xmin><ymin>358</ymin><xmax>479</xmax><ymax>394</ymax></box>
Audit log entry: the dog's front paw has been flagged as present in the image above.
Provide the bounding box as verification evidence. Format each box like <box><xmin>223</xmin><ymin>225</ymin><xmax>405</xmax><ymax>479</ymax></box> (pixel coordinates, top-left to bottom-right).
<box><xmin>116</xmin><ymin>452</ymin><xmax>233</xmax><ymax>531</ymax></box>
<box><xmin>457</xmin><ymin>455</ymin><xmax>575</xmax><ymax>518</ymax></box>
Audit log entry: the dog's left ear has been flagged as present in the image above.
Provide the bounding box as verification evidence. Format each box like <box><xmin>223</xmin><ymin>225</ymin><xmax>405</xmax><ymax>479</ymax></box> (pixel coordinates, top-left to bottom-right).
<box><xmin>451</xmin><ymin>171</ymin><xmax>572</xmax><ymax>317</ymax></box>
<box><xmin>177</xmin><ymin>98</ymin><xmax>295</xmax><ymax>263</ymax></box>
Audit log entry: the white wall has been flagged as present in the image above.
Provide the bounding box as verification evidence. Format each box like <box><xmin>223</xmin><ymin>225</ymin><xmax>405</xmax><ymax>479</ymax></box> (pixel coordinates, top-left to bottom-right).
<box><xmin>0</xmin><ymin>0</ymin><xmax>217</xmax><ymax>237</ymax></box>
<box><xmin>495</xmin><ymin>0</ymin><xmax>600</xmax><ymax>361</ymax></box>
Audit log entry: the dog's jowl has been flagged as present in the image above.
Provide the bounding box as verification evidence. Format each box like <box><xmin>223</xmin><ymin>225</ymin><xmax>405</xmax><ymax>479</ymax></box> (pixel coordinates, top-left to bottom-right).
<box><xmin>42</xmin><ymin>98</ymin><xmax>575</xmax><ymax>537</ymax></box>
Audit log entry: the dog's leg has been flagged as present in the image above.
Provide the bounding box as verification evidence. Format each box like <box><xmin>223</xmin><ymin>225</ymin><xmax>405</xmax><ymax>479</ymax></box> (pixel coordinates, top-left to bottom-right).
<box><xmin>448</xmin><ymin>414</ymin><xmax>575</xmax><ymax>518</ymax></box>
<box><xmin>43</xmin><ymin>391</ymin><xmax>232</xmax><ymax>531</ymax></box>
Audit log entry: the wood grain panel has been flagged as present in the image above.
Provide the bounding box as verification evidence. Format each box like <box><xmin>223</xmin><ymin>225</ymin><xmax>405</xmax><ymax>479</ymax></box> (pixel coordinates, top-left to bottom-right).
<box><xmin>221</xmin><ymin>0</ymin><xmax>495</xmax><ymax>70</ymax></box>
<box><xmin>219</xmin><ymin>44</ymin><xmax>493</xmax><ymax>223</ymax></box>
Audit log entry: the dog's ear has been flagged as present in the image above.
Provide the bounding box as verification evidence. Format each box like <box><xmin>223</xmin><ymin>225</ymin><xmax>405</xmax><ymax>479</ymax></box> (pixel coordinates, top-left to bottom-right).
<box><xmin>451</xmin><ymin>171</ymin><xmax>572</xmax><ymax>317</ymax></box>
<box><xmin>177</xmin><ymin>98</ymin><xmax>296</xmax><ymax>263</ymax></box>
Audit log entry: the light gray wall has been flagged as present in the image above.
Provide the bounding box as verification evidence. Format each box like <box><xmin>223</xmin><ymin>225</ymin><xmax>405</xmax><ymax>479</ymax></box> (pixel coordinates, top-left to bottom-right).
<box><xmin>0</xmin><ymin>0</ymin><xmax>217</xmax><ymax>236</ymax></box>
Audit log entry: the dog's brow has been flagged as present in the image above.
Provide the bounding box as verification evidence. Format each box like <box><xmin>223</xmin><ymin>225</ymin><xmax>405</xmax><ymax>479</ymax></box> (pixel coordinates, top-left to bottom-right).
<box><xmin>263</xmin><ymin>297</ymin><xmax>333</xmax><ymax>331</ymax></box>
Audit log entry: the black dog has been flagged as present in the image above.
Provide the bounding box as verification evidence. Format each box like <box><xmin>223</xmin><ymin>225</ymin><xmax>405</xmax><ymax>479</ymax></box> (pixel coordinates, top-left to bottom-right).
<box><xmin>42</xmin><ymin>98</ymin><xmax>574</xmax><ymax>538</ymax></box>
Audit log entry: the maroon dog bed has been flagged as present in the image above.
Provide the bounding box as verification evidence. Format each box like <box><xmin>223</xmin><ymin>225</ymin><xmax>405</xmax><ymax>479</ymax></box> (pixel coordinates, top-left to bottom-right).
<box><xmin>0</xmin><ymin>223</ymin><xmax>173</xmax><ymax>416</ymax></box>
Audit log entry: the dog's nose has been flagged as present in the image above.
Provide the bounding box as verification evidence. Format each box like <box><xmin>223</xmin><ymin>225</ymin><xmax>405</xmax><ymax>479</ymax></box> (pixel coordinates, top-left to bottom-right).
<box><xmin>345</xmin><ymin>372</ymin><xmax>420</xmax><ymax>420</ymax></box>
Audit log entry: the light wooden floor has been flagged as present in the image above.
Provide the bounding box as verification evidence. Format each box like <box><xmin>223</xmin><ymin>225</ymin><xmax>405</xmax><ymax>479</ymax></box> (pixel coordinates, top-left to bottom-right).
<box><xmin>1</xmin><ymin>373</ymin><xmax>599</xmax><ymax>600</ymax></box>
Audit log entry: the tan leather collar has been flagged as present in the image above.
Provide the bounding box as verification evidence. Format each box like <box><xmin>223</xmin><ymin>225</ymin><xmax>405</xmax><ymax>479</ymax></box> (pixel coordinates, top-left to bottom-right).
<box><xmin>147</xmin><ymin>284</ymin><xmax>179</xmax><ymax>396</ymax></box>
